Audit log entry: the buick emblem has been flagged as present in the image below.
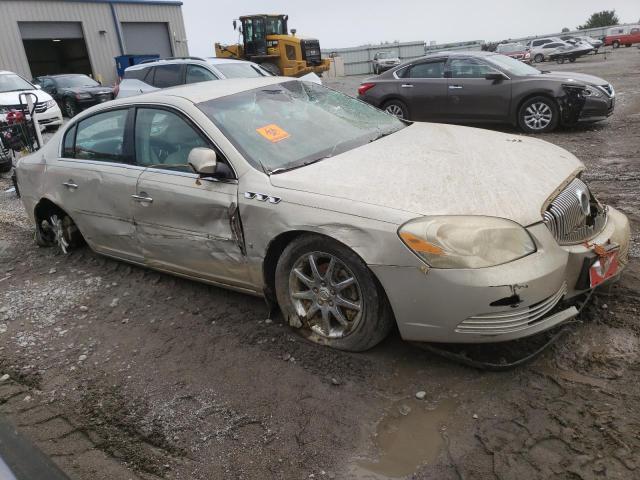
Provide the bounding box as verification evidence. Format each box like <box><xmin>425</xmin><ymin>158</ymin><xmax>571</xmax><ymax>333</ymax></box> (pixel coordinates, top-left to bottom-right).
<box><xmin>576</xmin><ymin>189</ymin><xmax>591</xmax><ymax>216</ymax></box>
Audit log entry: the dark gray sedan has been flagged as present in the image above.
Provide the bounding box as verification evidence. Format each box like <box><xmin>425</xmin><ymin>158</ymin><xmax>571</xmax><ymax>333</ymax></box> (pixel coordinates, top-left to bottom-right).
<box><xmin>357</xmin><ymin>51</ymin><xmax>615</xmax><ymax>133</ymax></box>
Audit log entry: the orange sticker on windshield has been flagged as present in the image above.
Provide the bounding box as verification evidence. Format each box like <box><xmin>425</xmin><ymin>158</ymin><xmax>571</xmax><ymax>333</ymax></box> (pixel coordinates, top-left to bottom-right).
<box><xmin>256</xmin><ymin>124</ymin><xmax>290</xmax><ymax>143</ymax></box>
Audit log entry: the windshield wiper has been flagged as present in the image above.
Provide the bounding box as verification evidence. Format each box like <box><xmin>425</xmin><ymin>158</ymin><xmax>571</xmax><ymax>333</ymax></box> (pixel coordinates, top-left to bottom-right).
<box><xmin>269</xmin><ymin>156</ymin><xmax>331</xmax><ymax>175</ymax></box>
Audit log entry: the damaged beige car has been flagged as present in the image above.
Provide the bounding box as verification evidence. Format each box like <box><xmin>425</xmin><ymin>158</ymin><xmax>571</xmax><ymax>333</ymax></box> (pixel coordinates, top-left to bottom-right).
<box><xmin>16</xmin><ymin>77</ymin><xmax>631</xmax><ymax>351</ymax></box>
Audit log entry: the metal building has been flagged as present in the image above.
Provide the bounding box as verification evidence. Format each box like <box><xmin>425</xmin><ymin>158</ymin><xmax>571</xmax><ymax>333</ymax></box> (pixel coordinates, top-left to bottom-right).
<box><xmin>0</xmin><ymin>0</ymin><xmax>188</xmax><ymax>85</ymax></box>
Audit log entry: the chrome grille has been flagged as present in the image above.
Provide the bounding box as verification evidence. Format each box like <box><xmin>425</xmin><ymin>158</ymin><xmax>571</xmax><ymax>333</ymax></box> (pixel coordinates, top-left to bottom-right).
<box><xmin>456</xmin><ymin>282</ymin><xmax>567</xmax><ymax>334</ymax></box>
<box><xmin>4</xmin><ymin>103</ymin><xmax>48</xmax><ymax>113</ymax></box>
<box><xmin>543</xmin><ymin>178</ymin><xmax>607</xmax><ymax>245</ymax></box>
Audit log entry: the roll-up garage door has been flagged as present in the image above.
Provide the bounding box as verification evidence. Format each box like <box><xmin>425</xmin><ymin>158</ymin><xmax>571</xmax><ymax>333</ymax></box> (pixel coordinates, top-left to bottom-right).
<box><xmin>19</xmin><ymin>22</ymin><xmax>84</xmax><ymax>40</ymax></box>
<box><xmin>122</xmin><ymin>22</ymin><xmax>173</xmax><ymax>58</ymax></box>
<box><xmin>19</xmin><ymin>22</ymin><xmax>92</xmax><ymax>78</ymax></box>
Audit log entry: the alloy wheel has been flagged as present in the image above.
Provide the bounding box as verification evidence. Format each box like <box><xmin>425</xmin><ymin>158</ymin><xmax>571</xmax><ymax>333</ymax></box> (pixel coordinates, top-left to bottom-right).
<box><xmin>385</xmin><ymin>104</ymin><xmax>404</xmax><ymax>119</ymax></box>
<box><xmin>524</xmin><ymin>102</ymin><xmax>553</xmax><ymax>130</ymax></box>
<box><xmin>288</xmin><ymin>251</ymin><xmax>363</xmax><ymax>339</ymax></box>
<box><xmin>40</xmin><ymin>214</ymin><xmax>71</xmax><ymax>253</ymax></box>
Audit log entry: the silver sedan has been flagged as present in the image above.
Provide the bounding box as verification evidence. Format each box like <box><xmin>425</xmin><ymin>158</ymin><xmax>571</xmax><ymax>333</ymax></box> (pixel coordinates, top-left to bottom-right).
<box><xmin>15</xmin><ymin>77</ymin><xmax>630</xmax><ymax>351</ymax></box>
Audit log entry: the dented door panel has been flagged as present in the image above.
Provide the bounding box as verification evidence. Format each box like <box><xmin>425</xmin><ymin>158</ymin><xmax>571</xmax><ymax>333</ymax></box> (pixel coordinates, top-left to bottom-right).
<box><xmin>44</xmin><ymin>158</ymin><xmax>144</xmax><ymax>262</ymax></box>
<box><xmin>133</xmin><ymin>169</ymin><xmax>253</xmax><ymax>289</ymax></box>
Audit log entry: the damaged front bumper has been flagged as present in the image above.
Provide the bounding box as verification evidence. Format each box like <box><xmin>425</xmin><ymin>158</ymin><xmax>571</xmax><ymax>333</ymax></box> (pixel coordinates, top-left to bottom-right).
<box><xmin>372</xmin><ymin>207</ymin><xmax>630</xmax><ymax>343</ymax></box>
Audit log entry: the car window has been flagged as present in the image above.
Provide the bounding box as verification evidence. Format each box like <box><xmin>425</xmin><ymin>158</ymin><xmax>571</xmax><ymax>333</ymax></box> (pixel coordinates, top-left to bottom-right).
<box><xmin>631</xmin><ymin>28</ymin><xmax>639</xmax><ymax>34</ymax></box>
<box><xmin>407</xmin><ymin>60</ymin><xmax>446</xmax><ymax>78</ymax></box>
<box><xmin>449</xmin><ymin>58</ymin><xmax>494</xmax><ymax>78</ymax></box>
<box><xmin>214</xmin><ymin>62</ymin><xmax>270</xmax><ymax>78</ymax></box>
<box><xmin>74</xmin><ymin>109</ymin><xmax>128</xmax><ymax>162</ymax></box>
<box><xmin>41</xmin><ymin>78</ymin><xmax>55</xmax><ymax>89</ymax></box>
<box><xmin>152</xmin><ymin>64</ymin><xmax>183</xmax><ymax>88</ymax></box>
<box><xmin>62</xmin><ymin>124</ymin><xmax>77</xmax><ymax>158</ymax></box>
<box><xmin>135</xmin><ymin>108</ymin><xmax>209</xmax><ymax>171</ymax></box>
<box><xmin>185</xmin><ymin>65</ymin><xmax>218</xmax><ymax>84</ymax></box>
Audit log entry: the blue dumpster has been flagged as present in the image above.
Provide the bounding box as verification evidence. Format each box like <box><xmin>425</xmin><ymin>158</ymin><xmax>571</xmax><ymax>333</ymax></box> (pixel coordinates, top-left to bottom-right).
<box><xmin>115</xmin><ymin>54</ymin><xmax>160</xmax><ymax>78</ymax></box>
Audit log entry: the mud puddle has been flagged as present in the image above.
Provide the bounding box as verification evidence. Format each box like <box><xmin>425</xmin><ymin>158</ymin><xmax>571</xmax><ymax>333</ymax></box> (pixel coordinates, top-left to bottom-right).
<box><xmin>349</xmin><ymin>398</ymin><xmax>456</xmax><ymax>479</ymax></box>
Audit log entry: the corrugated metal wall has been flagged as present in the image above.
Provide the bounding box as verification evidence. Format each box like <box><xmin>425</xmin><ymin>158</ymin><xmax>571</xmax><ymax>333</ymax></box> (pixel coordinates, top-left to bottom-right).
<box><xmin>321</xmin><ymin>41</ymin><xmax>426</xmax><ymax>75</ymax></box>
<box><xmin>0</xmin><ymin>0</ymin><xmax>187</xmax><ymax>85</ymax></box>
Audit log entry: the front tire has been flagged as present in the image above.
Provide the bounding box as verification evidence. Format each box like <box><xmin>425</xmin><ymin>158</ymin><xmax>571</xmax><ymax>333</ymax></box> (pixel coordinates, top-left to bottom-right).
<box><xmin>534</xmin><ymin>53</ymin><xmax>544</xmax><ymax>63</ymax></box>
<box><xmin>35</xmin><ymin>210</ymin><xmax>82</xmax><ymax>254</ymax></box>
<box><xmin>612</xmin><ymin>40</ymin><xmax>620</xmax><ymax>48</ymax></box>
<box><xmin>275</xmin><ymin>235</ymin><xmax>393</xmax><ymax>352</ymax></box>
<box><xmin>518</xmin><ymin>96</ymin><xmax>559</xmax><ymax>133</ymax></box>
<box><xmin>63</xmin><ymin>98</ymin><xmax>78</xmax><ymax>118</ymax></box>
<box><xmin>382</xmin><ymin>99</ymin><xmax>409</xmax><ymax>120</ymax></box>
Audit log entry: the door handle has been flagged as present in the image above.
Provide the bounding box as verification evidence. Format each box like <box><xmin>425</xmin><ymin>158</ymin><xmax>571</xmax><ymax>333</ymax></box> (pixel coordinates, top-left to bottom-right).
<box><xmin>62</xmin><ymin>181</ymin><xmax>78</xmax><ymax>189</ymax></box>
<box><xmin>131</xmin><ymin>194</ymin><xmax>153</xmax><ymax>203</ymax></box>
<box><xmin>449</xmin><ymin>85</ymin><xmax>463</xmax><ymax>89</ymax></box>
<box><xmin>401</xmin><ymin>84</ymin><xmax>414</xmax><ymax>88</ymax></box>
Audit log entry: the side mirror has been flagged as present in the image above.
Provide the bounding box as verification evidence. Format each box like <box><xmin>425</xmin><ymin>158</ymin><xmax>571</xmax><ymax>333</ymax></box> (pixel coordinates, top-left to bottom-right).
<box><xmin>485</xmin><ymin>71</ymin><xmax>508</xmax><ymax>81</ymax></box>
<box><xmin>188</xmin><ymin>147</ymin><xmax>217</xmax><ymax>176</ymax></box>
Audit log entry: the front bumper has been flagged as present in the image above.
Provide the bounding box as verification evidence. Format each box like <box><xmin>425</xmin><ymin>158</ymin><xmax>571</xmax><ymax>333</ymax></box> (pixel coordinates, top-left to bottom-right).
<box><xmin>578</xmin><ymin>93</ymin><xmax>615</xmax><ymax>122</ymax></box>
<box><xmin>372</xmin><ymin>207</ymin><xmax>630</xmax><ymax>343</ymax></box>
<box><xmin>34</xmin><ymin>105</ymin><xmax>63</xmax><ymax>127</ymax></box>
<box><xmin>76</xmin><ymin>95</ymin><xmax>114</xmax><ymax>111</ymax></box>
<box><xmin>1</xmin><ymin>105</ymin><xmax>65</xmax><ymax>128</ymax></box>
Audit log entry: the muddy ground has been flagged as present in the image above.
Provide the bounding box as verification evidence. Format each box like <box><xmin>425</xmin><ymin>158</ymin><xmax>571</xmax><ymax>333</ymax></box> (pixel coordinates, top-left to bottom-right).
<box><xmin>0</xmin><ymin>47</ymin><xmax>639</xmax><ymax>480</ymax></box>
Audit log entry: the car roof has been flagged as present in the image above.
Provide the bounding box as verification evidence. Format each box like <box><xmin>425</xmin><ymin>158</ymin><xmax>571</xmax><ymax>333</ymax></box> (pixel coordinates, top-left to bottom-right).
<box><xmin>113</xmin><ymin>76</ymin><xmax>287</xmax><ymax>104</ymax></box>
<box><xmin>125</xmin><ymin>57</ymin><xmax>257</xmax><ymax>72</ymax></box>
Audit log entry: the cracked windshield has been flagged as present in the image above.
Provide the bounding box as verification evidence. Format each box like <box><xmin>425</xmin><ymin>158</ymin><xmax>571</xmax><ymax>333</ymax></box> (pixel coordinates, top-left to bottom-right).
<box><xmin>197</xmin><ymin>80</ymin><xmax>406</xmax><ymax>173</ymax></box>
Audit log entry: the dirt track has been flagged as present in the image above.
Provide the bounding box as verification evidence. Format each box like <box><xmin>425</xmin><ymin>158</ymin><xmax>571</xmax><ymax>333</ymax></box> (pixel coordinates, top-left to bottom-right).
<box><xmin>0</xmin><ymin>47</ymin><xmax>639</xmax><ymax>480</ymax></box>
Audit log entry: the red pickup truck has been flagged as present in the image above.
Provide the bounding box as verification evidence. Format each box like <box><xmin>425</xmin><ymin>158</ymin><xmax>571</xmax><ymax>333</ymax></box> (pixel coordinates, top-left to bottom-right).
<box><xmin>604</xmin><ymin>25</ymin><xmax>640</xmax><ymax>48</ymax></box>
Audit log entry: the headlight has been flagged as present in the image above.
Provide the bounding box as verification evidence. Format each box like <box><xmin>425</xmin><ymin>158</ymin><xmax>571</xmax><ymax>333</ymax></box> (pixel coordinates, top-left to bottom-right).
<box><xmin>45</xmin><ymin>99</ymin><xmax>56</xmax><ymax>108</ymax></box>
<box><xmin>398</xmin><ymin>216</ymin><xmax>536</xmax><ymax>269</ymax></box>
<box><xmin>582</xmin><ymin>86</ymin><xmax>602</xmax><ymax>97</ymax></box>
<box><xmin>75</xmin><ymin>92</ymin><xmax>92</xmax><ymax>100</ymax></box>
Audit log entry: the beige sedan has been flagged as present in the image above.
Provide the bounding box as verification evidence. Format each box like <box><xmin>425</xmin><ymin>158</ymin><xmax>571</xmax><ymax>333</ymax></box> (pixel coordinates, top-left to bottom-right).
<box><xmin>16</xmin><ymin>77</ymin><xmax>631</xmax><ymax>351</ymax></box>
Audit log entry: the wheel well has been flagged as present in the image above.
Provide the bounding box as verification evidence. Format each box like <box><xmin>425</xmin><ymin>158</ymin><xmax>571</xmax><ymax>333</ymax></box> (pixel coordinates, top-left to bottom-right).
<box><xmin>262</xmin><ymin>230</ymin><xmax>308</xmax><ymax>301</ymax></box>
<box><xmin>34</xmin><ymin>198</ymin><xmax>66</xmax><ymax>225</ymax></box>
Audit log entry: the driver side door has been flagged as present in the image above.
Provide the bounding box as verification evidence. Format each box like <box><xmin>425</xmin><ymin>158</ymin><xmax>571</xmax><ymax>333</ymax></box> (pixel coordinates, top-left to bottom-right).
<box><xmin>445</xmin><ymin>57</ymin><xmax>512</xmax><ymax>122</ymax></box>
<box><xmin>132</xmin><ymin>107</ymin><xmax>251</xmax><ymax>289</ymax></box>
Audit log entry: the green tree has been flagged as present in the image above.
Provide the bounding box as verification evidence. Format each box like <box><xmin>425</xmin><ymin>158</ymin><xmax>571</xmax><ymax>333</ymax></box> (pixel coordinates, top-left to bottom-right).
<box><xmin>577</xmin><ymin>10</ymin><xmax>619</xmax><ymax>29</ymax></box>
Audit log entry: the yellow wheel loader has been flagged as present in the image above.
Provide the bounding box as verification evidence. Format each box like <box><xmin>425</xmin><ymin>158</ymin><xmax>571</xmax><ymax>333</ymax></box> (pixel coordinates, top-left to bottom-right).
<box><xmin>215</xmin><ymin>14</ymin><xmax>330</xmax><ymax>77</ymax></box>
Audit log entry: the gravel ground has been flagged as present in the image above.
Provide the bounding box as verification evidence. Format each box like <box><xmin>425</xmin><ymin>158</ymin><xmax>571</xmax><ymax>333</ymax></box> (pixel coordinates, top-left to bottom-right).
<box><xmin>0</xmin><ymin>47</ymin><xmax>639</xmax><ymax>480</ymax></box>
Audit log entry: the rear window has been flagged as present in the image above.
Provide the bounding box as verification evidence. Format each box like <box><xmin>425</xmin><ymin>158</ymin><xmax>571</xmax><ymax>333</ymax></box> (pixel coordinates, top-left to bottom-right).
<box><xmin>214</xmin><ymin>63</ymin><xmax>270</xmax><ymax>79</ymax></box>
<box><xmin>152</xmin><ymin>64</ymin><xmax>183</xmax><ymax>88</ymax></box>
<box><xmin>124</xmin><ymin>68</ymin><xmax>150</xmax><ymax>81</ymax></box>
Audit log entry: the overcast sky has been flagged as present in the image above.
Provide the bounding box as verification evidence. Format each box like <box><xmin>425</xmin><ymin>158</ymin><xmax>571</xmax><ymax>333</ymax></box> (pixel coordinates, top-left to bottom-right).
<box><xmin>180</xmin><ymin>0</ymin><xmax>639</xmax><ymax>56</ymax></box>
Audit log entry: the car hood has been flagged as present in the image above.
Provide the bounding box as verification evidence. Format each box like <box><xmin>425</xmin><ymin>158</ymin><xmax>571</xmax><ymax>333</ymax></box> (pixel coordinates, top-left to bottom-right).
<box><xmin>61</xmin><ymin>86</ymin><xmax>112</xmax><ymax>95</ymax></box>
<box><xmin>0</xmin><ymin>89</ymin><xmax>53</xmax><ymax>105</ymax></box>
<box><xmin>269</xmin><ymin>123</ymin><xmax>583</xmax><ymax>226</ymax></box>
<box><xmin>537</xmin><ymin>71</ymin><xmax>607</xmax><ymax>86</ymax></box>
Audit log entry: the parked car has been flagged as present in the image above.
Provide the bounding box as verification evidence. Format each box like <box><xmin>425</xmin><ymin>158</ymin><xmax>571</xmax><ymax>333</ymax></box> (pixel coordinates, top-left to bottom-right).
<box><xmin>495</xmin><ymin>43</ymin><xmax>531</xmax><ymax>63</ymax></box>
<box><xmin>526</xmin><ymin>37</ymin><xmax>562</xmax><ymax>49</ymax></box>
<box><xmin>33</xmin><ymin>74</ymin><xmax>114</xmax><ymax>118</ymax></box>
<box><xmin>357</xmin><ymin>51</ymin><xmax>615</xmax><ymax>133</ymax></box>
<box><xmin>372</xmin><ymin>51</ymin><xmax>401</xmax><ymax>74</ymax></box>
<box><xmin>604</xmin><ymin>25</ymin><xmax>640</xmax><ymax>48</ymax></box>
<box><xmin>0</xmin><ymin>70</ymin><xmax>62</xmax><ymax>129</ymax></box>
<box><xmin>560</xmin><ymin>35</ymin><xmax>603</xmax><ymax>52</ymax></box>
<box><xmin>116</xmin><ymin>57</ymin><xmax>272</xmax><ymax>98</ymax></box>
<box><xmin>15</xmin><ymin>77</ymin><xmax>630</xmax><ymax>351</ymax></box>
<box><xmin>531</xmin><ymin>41</ymin><xmax>592</xmax><ymax>63</ymax></box>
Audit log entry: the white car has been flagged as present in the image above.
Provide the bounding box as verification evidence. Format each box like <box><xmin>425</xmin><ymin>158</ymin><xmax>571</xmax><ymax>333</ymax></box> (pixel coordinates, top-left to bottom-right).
<box><xmin>116</xmin><ymin>57</ymin><xmax>273</xmax><ymax>99</ymax></box>
<box><xmin>0</xmin><ymin>70</ymin><xmax>63</xmax><ymax>129</ymax></box>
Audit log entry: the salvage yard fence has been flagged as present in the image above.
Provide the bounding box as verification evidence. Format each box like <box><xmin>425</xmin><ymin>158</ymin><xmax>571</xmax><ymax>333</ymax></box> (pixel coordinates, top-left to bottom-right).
<box><xmin>321</xmin><ymin>23</ymin><xmax>637</xmax><ymax>76</ymax></box>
